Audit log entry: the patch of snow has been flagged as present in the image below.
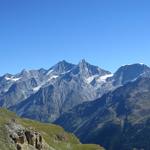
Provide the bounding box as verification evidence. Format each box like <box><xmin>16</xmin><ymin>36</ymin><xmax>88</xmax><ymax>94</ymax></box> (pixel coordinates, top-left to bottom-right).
<box><xmin>47</xmin><ymin>69</ymin><xmax>54</xmax><ymax>75</ymax></box>
<box><xmin>33</xmin><ymin>85</ymin><xmax>42</xmax><ymax>92</ymax></box>
<box><xmin>121</xmin><ymin>64</ymin><xmax>132</xmax><ymax>67</ymax></box>
<box><xmin>61</xmin><ymin>70</ymin><xmax>71</xmax><ymax>75</ymax></box>
<box><xmin>5</xmin><ymin>77</ymin><xmax>12</xmax><ymax>80</ymax></box>
<box><xmin>85</xmin><ymin>75</ymin><xmax>98</xmax><ymax>84</ymax></box>
<box><xmin>32</xmin><ymin>75</ymin><xmax>59</xmax><ymax>92</ymax></box>
<box><xmin>131</xmin><ymin>72</ymin><xmax>145</xmax><ymax>82</ymax></box>
<box><xmin>48</xmin><ymin>75</ymin><xmax>58</xmax><ymax>81</ymax></box>
<box><xmin>12</xmin><ymin>78</ymin><xmax>21</xmax><ymax>81</ymax></box>
<box><xmin>97</xmin><ymin>74</ymin><xmax>113</xmax><ymax>82</ymax></box>
<box><xmin>5</xmin><ymin>76</ymin><xmax>21</xmax><ymax>82</ymax></box>
<box><xmin>131</xmin><ymin>77</ymin><xmax>138</xmax><ymax>82</ymax></box>
<box><xmin>139</xmin><ymin>63</ymin><xmax>144</xmax><ymax>65</ymax></box>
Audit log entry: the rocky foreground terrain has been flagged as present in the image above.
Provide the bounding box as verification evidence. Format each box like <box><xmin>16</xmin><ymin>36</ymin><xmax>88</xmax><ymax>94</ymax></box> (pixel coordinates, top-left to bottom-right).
<box><xmin>0</xmin><ymin>108</ymin><xmax>104</xmax><ymax>150</ymax></box>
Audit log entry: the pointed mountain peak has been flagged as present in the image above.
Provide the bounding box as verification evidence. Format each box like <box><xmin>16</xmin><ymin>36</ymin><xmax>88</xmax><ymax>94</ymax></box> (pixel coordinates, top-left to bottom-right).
<box><xmin>48</xmin><ymin>60</ymin><xmax>76</xmax><ymax>75</ymax></box>
<box><xmin>78</xmin><ymin>59</ymin><xmax>94</xmax><ymax>70</ymax></box>
<box><xmin>54</xmin><ymin>60</ymin><xmax>75</xmax><ymax>67</ymax></box>
<box><xmin>79</xmin><ymin>59</ymin><xmax>90</xmax><ymax>65</ymax></box>
<box><xmin>57</xmin><ymin>60</ymin><xmax>70</xmax><ymax>65</ymax></box>
<box><xmin>19</xmin><ymin>69</ymin><xmax>31</xmax><ymax>77</ymax></box>
<box><xmin>76</xmin><ymin>59</ymin><xmax>111</xmax><ymax>77</ymax></box>
<box><xmin>79</xmin><ymin>59</ymin><xmax>88</xmax><ymax>64</ymax></box>
<box><xmin>20</xmin><ymin>69</ymin><xmax>30</xmax><ymax>74</ymax></box>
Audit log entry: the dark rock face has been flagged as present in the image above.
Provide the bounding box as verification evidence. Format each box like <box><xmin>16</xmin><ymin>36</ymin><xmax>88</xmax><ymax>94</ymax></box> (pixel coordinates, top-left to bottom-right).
<box><xmin>55</xmin><ymin>77</ymin><xmax>150</xmax><ymax>150</ymax></box>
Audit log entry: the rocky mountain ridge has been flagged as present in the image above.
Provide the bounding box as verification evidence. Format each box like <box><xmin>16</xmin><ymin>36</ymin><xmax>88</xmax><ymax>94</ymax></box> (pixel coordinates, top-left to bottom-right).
<box><xmin>55</xmin><ymin>77</ymin><xmax>150</xmax><ymax>150</ymax></box>
<box><xmin>0</xmin><ymin>60</ymin><xmax>150</xmax><ymax>122</ymax></box>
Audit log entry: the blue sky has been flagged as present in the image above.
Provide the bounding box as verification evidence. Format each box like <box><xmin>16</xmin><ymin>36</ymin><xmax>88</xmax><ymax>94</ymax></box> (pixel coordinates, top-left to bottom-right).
<box><xmin>0</xmin><ymin>0</ymin><xmax>150</xmax><ymax>75</ymax></box>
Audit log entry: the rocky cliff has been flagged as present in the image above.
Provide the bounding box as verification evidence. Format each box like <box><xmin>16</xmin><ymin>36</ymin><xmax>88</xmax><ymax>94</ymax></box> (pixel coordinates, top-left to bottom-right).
<box><xmin>0</xmin><ymin>108</ymin><xmax>104</xmax><ymax>150</ymax></box>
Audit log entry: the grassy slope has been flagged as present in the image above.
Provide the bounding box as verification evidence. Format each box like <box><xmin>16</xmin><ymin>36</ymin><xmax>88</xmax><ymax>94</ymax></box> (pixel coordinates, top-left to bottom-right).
<box><xmin>0</xmin><ymin>109</ymin><xmax>104</xmax><ymax>150</ymax></box>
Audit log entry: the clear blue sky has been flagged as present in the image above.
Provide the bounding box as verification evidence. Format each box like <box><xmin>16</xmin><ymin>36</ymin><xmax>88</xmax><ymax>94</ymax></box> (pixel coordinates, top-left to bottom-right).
<box><xmin>0</xmin><ymin>0</ymin><xmax>150</xmax><ymax>75</ymax></box>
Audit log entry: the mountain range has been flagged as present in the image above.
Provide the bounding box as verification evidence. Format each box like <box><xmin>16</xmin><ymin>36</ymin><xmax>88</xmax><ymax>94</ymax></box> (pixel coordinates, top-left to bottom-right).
<box><xmin>1</xmin><ymin>60</ymin><xmax>150</xmax><ymax>150</ymax></box>
<box><xmin>55</xmin><ymin>77</ymin><xmax>150</xmax><ymax>150</ymax></box>
<box><xmin>1</xmin><ymin>60</ymin><xmax>149</xmax><ymax>123</ymax></box>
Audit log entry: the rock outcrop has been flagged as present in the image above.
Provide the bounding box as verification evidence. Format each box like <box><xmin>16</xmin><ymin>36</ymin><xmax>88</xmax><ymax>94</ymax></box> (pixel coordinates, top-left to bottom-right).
<box><xmin>6</xmin><ymin>119</ymin><xmax>50</xmax><ymax>150</ymax></box>
<box><xmin>0</xmin><ymin>108</ymin><xmax>104</xmax><ymax>150</ymax></box>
